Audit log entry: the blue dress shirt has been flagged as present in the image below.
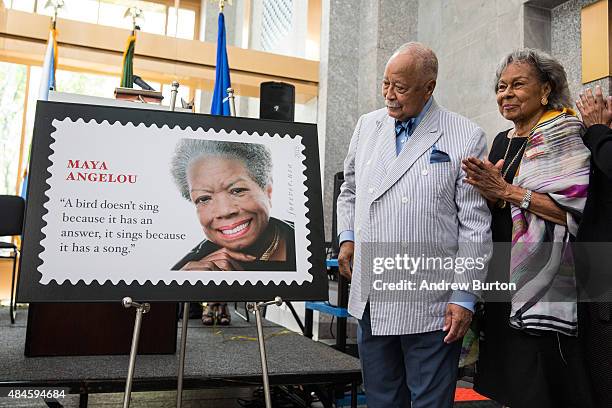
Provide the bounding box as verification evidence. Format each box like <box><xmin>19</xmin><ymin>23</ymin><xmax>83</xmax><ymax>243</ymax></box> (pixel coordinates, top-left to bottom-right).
<box><xmin>394</xmin><ymin>97</ymin><xmax>433</xmax><ymax>155</ymax></box>
<box><xmin>338</xmin><ymin>97</ymin><xmax>476</xmax><ymax>312</ymax></box>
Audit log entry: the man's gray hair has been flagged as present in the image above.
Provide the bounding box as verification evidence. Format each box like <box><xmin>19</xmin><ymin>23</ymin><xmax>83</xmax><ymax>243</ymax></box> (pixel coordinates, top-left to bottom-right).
<box><xmin>389</xmin><ymin>42</ymin><xmax>438</xmax><ymax>81</ymax></box>
<box><xmin>171</xmin><ymin>139</ymin><xmax>273</xmax><ymax>200</ymax></box>
<box><xmin>494</xmin><ymin>48</ymin><xmax>571</xmax><ymax>110</ymax></box>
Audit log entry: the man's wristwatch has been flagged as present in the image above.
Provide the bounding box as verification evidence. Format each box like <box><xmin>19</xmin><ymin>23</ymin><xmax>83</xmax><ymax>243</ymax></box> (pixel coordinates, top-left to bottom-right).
<box><xmin>520</xmin><ymin>189</ymin><xmax>532</xmax><ymax>210</ymax></box>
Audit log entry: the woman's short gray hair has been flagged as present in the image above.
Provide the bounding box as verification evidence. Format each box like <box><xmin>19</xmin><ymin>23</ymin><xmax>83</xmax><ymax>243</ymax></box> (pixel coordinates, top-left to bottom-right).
<box><xmin>494</xmin><ymin>48</ymin><xmax>571</xmax><ymax>110</ymax></box>
<box><xmin>171</xmin><ymin>139</ymin><xmax>273</xmax><ymax>200</ymax></box>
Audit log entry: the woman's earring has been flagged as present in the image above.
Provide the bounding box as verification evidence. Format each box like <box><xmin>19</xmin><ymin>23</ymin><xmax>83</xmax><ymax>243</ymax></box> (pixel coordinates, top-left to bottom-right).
<box><xmin>541</xmin><ymin>96</ymin><xmax>548</xmax><ymax>105</ymax></box>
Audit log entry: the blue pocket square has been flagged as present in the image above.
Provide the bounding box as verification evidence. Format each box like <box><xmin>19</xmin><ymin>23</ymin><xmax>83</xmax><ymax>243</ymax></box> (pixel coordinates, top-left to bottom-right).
<box><xmin>430</xmin><ymin>148</ymin><xmax>450</xmax><ymax>163</ymax></box>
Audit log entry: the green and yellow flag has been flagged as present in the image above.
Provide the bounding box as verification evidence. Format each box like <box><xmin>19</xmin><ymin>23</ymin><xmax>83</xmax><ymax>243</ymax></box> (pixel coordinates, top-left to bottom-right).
<box><xmin>120</xmin><ymin>33</ymin><xmax>136</xmax><ymax>88</ymax></box>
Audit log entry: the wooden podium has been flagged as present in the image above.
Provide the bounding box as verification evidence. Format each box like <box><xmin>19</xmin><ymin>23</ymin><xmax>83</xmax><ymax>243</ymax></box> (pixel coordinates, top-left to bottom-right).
<box><xmin>24</xmin><ymin>303</ymin><xmax>178</xmax><ymax>357</ymax></box>
<box><xmin>114</xmin><ymin>87</ymin><xmax>164</xmax><ymax>104</ymax></box>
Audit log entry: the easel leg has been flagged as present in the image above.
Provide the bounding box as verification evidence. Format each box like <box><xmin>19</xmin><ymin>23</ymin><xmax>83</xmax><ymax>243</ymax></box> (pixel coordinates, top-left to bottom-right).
<box><xmin>79</xmin><ymin>393</ymin><xmax>88</xmax><ymax>408</ymax></box>
<box><xmin>254</xmin><ymin>305</ymin><xmax>272</xmax><ymax>408</ymax></box>
<box><xmin>9</xmin><ymin>252</ymin><xmax>18</xmax><ymax>324</ymax></box>
<box><xmin>234</xmin><ymin>301</ymin><xmax>250</xmax><ymax>322</ymax></box>
<box><xmin>121</xmin><ymin>297</ymin><xmax>150</xmax><ymax>408</ymax></box>
<box><xmin>351</xmin><ymin>381</ymin><xmax>358</xmax><ymax>408</ymax></box>
<box><xmin>304</xmin><ymin>308</ymin><xmax>313</xmax><ymax>338</ymax></box>
<box><xmin>176</xmin><ymin>302</ymin><xmax>190</xmax><ymax>408</ymax></box>
<box><xmin>249</xmin><ymin>297</ymin><xmax>283</xmax><ymax>408</ymax></box>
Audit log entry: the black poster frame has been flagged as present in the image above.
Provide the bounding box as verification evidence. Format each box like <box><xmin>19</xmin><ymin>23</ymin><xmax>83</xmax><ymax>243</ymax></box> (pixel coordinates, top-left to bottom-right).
<box><xmin>17</xmin><ymin>101</ymin><xmax>328</xmax><ymax>302</ymax></box>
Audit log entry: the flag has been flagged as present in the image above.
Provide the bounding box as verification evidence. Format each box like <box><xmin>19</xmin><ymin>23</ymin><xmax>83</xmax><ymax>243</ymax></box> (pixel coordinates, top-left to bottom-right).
<box><xmin>120</xmin><ymin>33</ymin><xmax>136</xmax><ymax>88</ymax></box>
<box><xmin>38</xmin><ymin>27</ymin><xmax>58</xmax><ymax>101</ymax></box>
<box><xmin>20</xmin><ymin>144</ymin><xmax>32</xmax><ymax>198</ymax></box>
<box><xmin>30</xmin><ymin>25</ymin><xmax>58</xmax><ymax>199</ymax></box>
<box><xmin>19</xmin><ymin>169</ymin><xmax>28</xmax><ymax>199</ymax></box>
<box><xmin>210</xmin><ymin>12</ymin><xmax>231</xmax><ymax>115</ymax></box>
<box><xmin>18</xmin><ymin>143</ymin><xmax>31</xmax><ymax>200</ymax></box>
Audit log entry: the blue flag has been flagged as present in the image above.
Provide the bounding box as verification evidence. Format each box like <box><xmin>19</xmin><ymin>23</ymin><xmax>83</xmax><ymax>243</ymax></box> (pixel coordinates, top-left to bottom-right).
<box><xmin>38</xmin><ymin>28</ymin><xmax>58</xmax><ymax>101</ymax></box>
<box><xmin>20</xmin><ymin>172</ymin><xmax>28</xmax><ymax>199</ymax></box>
<box><xmin>210</xmin><ymin>12</ymin><xmax>231</xmax><ymax>116</ymax></box>
<box><xmin>25</xmin><ymin>26</ymin><xmax>58</xmax><ymax>199</ymax></box>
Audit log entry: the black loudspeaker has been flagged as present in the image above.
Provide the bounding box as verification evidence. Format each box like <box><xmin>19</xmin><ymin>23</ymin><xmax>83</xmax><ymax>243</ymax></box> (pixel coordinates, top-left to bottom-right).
<box><xmin>260</xmin><ymin>81</ymin><xmax>295</xmax><ymax>121</ymax></box>
<box><xmin>331</xmin><ymin>171</ymin><xmax>345</xmax><ymax>256</ymax></box>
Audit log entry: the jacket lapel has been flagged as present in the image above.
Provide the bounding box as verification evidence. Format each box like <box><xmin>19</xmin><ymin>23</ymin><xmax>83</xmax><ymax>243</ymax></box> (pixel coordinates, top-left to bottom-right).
<box><xmin>365</xmin><ymin>114</ymin><xmax>395</xmax><ymax>199</ymax></box>
<box><xmin>371</xmin><ymin>115</ymin><xmax>396</xmax><ymax>179</ymax></box>
<box><xmin>374</xmin><ymin>99</ymin><xmax>443</xmax><ymax>200</ymax></box>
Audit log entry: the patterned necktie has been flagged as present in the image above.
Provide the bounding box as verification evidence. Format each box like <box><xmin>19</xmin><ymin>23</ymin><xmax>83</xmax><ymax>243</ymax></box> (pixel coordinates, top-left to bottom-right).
<box><xmin>395</xmin><ymin>120</ymin><xmax>412</xmax><ymax>155</ymax></box>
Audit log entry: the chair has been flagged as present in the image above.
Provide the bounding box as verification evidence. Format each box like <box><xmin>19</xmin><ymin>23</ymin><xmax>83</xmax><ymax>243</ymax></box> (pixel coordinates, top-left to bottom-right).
<box><xmin>0</xmin><ymin>195</ymin><xmax>25</xmax><ymax>324</ymax></box>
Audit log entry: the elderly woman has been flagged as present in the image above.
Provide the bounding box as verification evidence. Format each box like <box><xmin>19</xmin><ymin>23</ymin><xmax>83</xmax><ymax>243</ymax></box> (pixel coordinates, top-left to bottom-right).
<box><xmin>170</xmin><ymin>139</ymin><xmax>296</xmax><ymax>324</ymax></box>
<box><xmin>574</xmin><ymin>86</ymin><xmax>612</xmax><ymax>407</ymax></box>
<box><xmin>464</xmin><ymin>49</ymin><xmax>594</xmax><ymax>407</ymax></box>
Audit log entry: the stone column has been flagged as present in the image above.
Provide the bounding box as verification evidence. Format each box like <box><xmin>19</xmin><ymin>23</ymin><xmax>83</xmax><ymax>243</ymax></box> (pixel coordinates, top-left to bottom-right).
<box><xmin>319</xmin><ymin>0</ymin><xmax>418</xmax><ymax>241</ymax></box>
<box><xmin>551</xmin><ymin>0</ymin><xmax>609</xmax><ymax>101</ymax></box>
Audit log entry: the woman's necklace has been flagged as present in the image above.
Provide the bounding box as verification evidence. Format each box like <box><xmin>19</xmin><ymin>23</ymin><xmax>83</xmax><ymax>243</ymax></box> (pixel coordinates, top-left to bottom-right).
<box><xmin>259</xmin><ymin>225</ymin><xmax>280</xmax><ymax>261</ymax></box>
<box><xmin>498</xmin><ymin>128</ymin><xmax>529</xmax><ymax>208</ymax></box>
<box><xmin>501</xmin><ymin>128</ymin><xmax>529</xmax><ymax>179</ymax></box>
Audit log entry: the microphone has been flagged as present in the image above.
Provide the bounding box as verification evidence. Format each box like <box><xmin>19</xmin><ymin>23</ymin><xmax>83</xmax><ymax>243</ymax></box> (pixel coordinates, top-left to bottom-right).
<box><xmin>133</xmin><ymin>75</ymin><xmax>155</xmax><ymax>91</ymax></box>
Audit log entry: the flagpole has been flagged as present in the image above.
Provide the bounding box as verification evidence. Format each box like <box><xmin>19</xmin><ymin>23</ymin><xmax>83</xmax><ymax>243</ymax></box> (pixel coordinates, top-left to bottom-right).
<box><xmin>227</xmin><ymin>87</ymin><xmax>236</xmax><ymax>116</ymax></box>
<box><xmin>44</xmin><ymin>0</ymin><xmax>64</xmax><ymax>29</ymax></box>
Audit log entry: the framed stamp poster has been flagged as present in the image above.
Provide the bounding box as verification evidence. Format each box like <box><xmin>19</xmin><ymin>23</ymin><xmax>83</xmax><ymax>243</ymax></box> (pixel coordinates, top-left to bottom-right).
<box><xmin>18</xmin><ymin>101</ymin><xmax>327</xmax><ymax>302</ymax></box>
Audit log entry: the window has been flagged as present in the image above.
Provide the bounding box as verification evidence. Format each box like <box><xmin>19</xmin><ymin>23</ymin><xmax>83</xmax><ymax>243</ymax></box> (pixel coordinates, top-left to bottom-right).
<box><xmin>6</xmin><ymin>0</ymin><xmax>35</xmax><ymax>12</ymax></box>
<box><xmin>0</xmin><ymin>61</ymin><xmax>27</xmax><ymax>195</ymax></box>
<box><xmin>6</xmin><ymin>0</ymin><xmax>197</xmax><ymax>39</ymax></box>
<box><xmin>138</xmin><ymin>6</ymin><xmax>166</xmax><ymax>36</ymax></box>
<box><xmin>55</xmin><ymin>69</ymin><xmax>120</xmax><ymax>98</ymax></box>
<box><xmin>167</xmin><ymin>6</ymin><xmax>196</xmax><ymax>39</ymax></box>
<box><xmin>36</xmin><ymin>0</ymin><xmax>99</xmax><ymax>24</ymax></box>
<box><xmin>96</xmin><ymin>1</ymin><xmax>136</xmax><ymax>31</ymax></box>
<box><xmin>260</xmin><ymin>0</ymin><xmax>293</xmax><ymax>52</ymax></box>
<box><xmin>249</xmin><ymin>0</ymin><xmax>310</xmax><ymax>59</ymax></box>
<box><xmin>97</xmin><ymin>0</ymin><xmax>167</xmax><ymax>32</ymax></box>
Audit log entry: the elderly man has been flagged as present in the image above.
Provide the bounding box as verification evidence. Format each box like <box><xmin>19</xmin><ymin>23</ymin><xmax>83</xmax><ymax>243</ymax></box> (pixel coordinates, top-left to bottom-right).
<box><xmin>336</xmin><ymin>42</ymin><xmax>491</xmax><ymax>407</ymax></box>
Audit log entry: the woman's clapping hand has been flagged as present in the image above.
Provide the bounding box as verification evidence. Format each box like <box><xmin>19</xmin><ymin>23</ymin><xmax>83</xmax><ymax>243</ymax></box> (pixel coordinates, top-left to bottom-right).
<box><xmin>462</xmin><ymin>157</ymin><xmax>508</xmax><ymax>202</ymax></box>
<box><xmin>576</xmin><ymin>86</ymin><xmax>612</xmax><ymax>128</ymax></box>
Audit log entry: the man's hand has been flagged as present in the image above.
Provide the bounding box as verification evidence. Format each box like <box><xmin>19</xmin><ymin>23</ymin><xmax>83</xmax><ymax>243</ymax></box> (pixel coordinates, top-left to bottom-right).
<box><xmin>576</xmin><ymin>86</ymin><xmax>612</xmax><ymax>128</ymax></box>
<box><xmin>443</xmin><ymin>303</ymin><xmax>473</xmax><ymax>344</ymax></box>
<box><xmin>181</xmin><ymin>248</ymin><xmax>255</xmax><ymax>271</ymax></box>
<box><xmin>337</xmin><ymin>241</ymin><xmax>354</xmax><ymax>280</ymax></box>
